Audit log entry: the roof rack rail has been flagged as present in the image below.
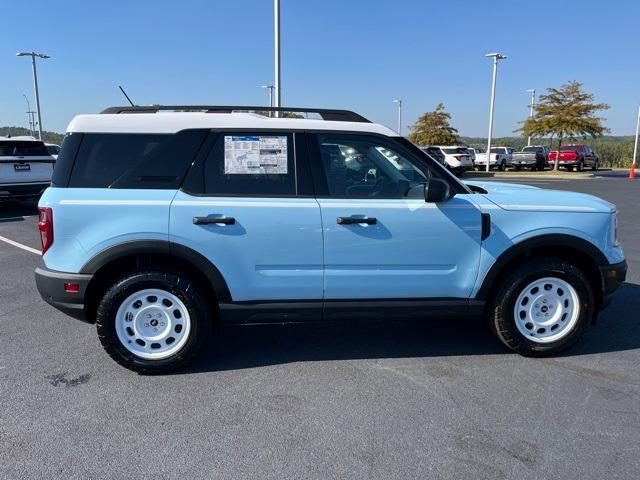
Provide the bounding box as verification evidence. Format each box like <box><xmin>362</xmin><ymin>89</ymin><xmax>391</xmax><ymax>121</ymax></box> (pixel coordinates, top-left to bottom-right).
<box><xmin>99</xmin><ymin>105</ymin><xmax>371</xmax><ymax>123</ymax></box>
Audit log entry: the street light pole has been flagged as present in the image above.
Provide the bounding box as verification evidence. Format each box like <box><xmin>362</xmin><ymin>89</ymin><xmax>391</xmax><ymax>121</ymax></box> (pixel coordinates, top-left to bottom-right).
<box><xmin>274</xmin><ymin>0</ymin><xmax>281</xmax><ymax>110</ymax></box>
<box><xmin>393</xmin><ymin>99</ymin><xmax>402</xmax><ymax>135</ymax></box>
<box><xmin>526</xmin><ymin>88</ymin><xmax>536</xmax><ymax>146</ymax></box>
<box><xmin>22</xmin><ymin>94</ymin><xmax>33</xmax><ymax>136</ymax></box>
<box><xmin>16</xmin><ymin>52</ymin><xmax>50</xmax><ymax>141</ymax></box>
<box><xmin>632</xmin><ymin>104</ymin><xmax>640</xmax><ymax>173</ymax></box>
<box><xmin>484</xmin><ymin>52</ymin><xmax>506</xmax><ymax>172</ymax></box>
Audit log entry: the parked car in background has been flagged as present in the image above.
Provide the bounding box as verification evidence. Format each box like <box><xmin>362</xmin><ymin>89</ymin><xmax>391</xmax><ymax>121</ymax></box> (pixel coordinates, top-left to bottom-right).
<box><xmin>463</xmin><ymin>147</ymin><xmax>476</xmax><ymax>164</ymax></box>
<box><xmin>549</xmin><ymin>144</ymin><xmax>599</xmax><ymax>171</ymax></box>
<box><xmin>45</xmin><ymin>143</ymin><xmax>61</xmax><ymax>160</ymax></box>
<box><xmin>468</xmin><ymin>147</ymin><xmax>484</xmax><ymax>163</ymax></box>
<box><xmin>420</xmin><ymin>146</ymin><xmax>446</xmax><ymax>167</ymax></box>
<box><xmin>0</xmin><ymin>136</ymin><xmax>55</xmax><ymax>201</ymax></box>
<box><xmin>475</xmin><ymin>146</ymin><xmax>514</xmax><ymax>171</ymax></box>
<box><xmin>512</xmin><ymin>145</ymin><xmax>550</xmax><ymax>171</ymax></box>
<box><xmin>421</xmin><ymin>146</ymin><xmax>473</xmax><ymax>175</ymax></box>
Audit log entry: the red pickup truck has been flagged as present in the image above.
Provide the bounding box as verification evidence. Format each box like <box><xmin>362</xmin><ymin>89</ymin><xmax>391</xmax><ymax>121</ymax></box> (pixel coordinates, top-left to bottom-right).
<box><xmin>548</xmin><ymin>144</ymin><xmax>599</xmax><ymax>171</ymax></box>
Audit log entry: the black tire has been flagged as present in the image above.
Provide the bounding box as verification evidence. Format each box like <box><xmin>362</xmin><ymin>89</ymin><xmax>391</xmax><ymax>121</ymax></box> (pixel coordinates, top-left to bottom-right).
<box><xmin>591</xmin><ymin>161</ymin><xmax>598</xmax><ymax>171</ymax></box>
<box><xmin>499</xmin><ymin>160</ymin><xmax>506</xmax><ymax>172</ymax></box>
<box><xmin>96</xmin><ymin>268</ymin><xmax>212</xmax><ymax>373</ymax></box>
<box><xmin>577</xmin><ymin>160</ymin><xmax>584</xmax><ymax>172</ymax></box>
<box><xmin>488</xmin><ymin>257</ymin><xmax>594</xmax><ymax>357</ymax></box>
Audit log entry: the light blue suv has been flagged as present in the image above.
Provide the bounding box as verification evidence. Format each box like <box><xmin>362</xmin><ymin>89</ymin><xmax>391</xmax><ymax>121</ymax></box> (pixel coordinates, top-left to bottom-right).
<box><xmin>35</xmin><ymin>106</ymin><xmax>627</xmax><ymax>373</ymax></box>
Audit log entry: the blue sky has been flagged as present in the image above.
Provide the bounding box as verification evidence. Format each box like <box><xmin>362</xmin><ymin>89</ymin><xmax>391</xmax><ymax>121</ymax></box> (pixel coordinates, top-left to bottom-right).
<box><xmin>1</xmin><ymin>0</ymin><xmax>638</xmax><ymax>136</ymax></box>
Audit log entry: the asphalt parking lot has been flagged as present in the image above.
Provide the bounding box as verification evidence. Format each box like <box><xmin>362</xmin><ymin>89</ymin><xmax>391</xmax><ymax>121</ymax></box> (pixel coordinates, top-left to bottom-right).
<box><xmin>1</xmin><ymin>174</ymin><xmax>638</xmax><ymax>479</ymax></box>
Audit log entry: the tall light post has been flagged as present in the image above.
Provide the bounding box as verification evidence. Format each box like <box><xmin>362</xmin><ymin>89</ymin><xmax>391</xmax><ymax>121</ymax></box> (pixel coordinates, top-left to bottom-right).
<box><xmin>22</xmin><ymin>93</ymin><xmax>34</xmax><ymax>136</ymax></box>
<box><xmin>526</xmin><ymin>88</ymin><xmax>536</xmax><ymax>146</ymax></box>
<box><xmin>632</xmin><ymin>104</ymin><xmax>640</xmax><ymax>176</ymax></box>
<box><xmin>484</xmin><ymin>52</ymin><xmax>507</xmax><ymax>172</ymax></box>
<box><xmin>273</xmin><ymin>0</ymin><xmax>281</xmax><ymax>110</ymax></box>
<box><xmin>393</xmin><ymin>99</ymin><xmax>403</xmax><ymax>136</ymax></box>
<box><xmin>16</xmin><ymin>52</ymin><xmax>49</xmax><ymax>141</ymax></box>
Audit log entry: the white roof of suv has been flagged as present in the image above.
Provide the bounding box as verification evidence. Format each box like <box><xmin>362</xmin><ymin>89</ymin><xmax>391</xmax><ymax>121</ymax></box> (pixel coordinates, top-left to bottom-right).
<box><xmin>67</xmin><ymin>106</ymin><xmax>398</xmax><ymax>136</ymax></box>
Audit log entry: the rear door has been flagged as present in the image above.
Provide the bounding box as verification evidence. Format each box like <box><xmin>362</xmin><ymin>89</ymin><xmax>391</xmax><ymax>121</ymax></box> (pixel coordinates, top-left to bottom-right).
<box><xmin>309</xmin><ymin>132</ymin><xmax>482</xmax><ymax>300</ymax></box>
<box><xmin>0</xmin><ymin>140</ymin><xmax>54</xmax><ymax>186</ymax></box>
<box><xmin>170</xmin><ymin>131</ymin><xmax>323</xmax><ymax>302</ymax></box>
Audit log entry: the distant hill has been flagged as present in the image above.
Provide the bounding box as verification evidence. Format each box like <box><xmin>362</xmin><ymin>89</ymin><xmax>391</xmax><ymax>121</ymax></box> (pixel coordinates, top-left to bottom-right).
<box><xmin>0</xmin><ymin>127</ymin><xmax>64</xmax><ymax>145</ymax></box>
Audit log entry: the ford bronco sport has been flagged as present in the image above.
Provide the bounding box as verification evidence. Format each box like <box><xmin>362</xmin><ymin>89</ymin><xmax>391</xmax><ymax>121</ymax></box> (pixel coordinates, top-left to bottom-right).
<box><xmin>35</xmin><ymin>106</ymin><xmax>626</xmax><ymax>373</ymax></box>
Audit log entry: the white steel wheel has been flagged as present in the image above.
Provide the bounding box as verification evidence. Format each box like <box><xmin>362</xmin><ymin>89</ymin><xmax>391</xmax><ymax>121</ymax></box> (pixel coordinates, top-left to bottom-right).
<box><xmin>115</xmin><ymin>288</ymin><xmax>191</xmax><ymax>360</ymax></box>
<box><xmin>513</xmin><ymin>277</ymin><xmax>580</xmax><ymax>344</ymax></box>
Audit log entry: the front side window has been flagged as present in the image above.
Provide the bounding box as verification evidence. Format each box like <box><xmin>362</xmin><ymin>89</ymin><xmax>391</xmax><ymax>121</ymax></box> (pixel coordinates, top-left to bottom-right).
<box><xmin>317</xmin><ymin>134</ymin><xmax>429</xmax><ymax>198</ymax></box>
<box><xmin>203</xmin><ymin>132</ymin><xmax>295</xmax><ymax>196</ymax></box>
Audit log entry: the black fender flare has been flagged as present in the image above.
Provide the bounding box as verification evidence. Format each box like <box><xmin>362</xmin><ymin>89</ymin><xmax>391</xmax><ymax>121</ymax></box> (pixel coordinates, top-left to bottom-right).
<box><xmin>475</xmin><ymin>234</ymin><xmax>608</xmax><ymax>300</ymax></box>
<box><xmin>80</xmin><ymin>240</ymin><xmax>232</xmax><ymax>302</ymax></box>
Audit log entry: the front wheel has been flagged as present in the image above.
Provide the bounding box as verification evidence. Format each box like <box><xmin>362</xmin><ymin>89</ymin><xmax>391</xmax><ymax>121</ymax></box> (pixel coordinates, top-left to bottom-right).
<box><xmin>488</xmin><ymin>257</ymin><xmax>594</xmax><ymax>356</ymax></box>
<box><xmin>96</xmin><ymin>269</ymin><xmax>212</xmax><ymax>373</ymax></box>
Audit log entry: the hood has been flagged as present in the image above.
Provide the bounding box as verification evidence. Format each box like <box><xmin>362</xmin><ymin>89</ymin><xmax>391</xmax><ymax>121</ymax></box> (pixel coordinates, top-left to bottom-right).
<box><xmin>464</xmin><ymin>180</ymin><xmax>615</xmax><ymax>213</ymax></box>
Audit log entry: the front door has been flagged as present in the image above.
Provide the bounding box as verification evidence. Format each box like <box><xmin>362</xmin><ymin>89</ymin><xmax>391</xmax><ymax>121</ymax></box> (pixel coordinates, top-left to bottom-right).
<box><xmin>309</xmin><ymin>133</ymin><xmax>482</xmax><ymax>300</ymax></box>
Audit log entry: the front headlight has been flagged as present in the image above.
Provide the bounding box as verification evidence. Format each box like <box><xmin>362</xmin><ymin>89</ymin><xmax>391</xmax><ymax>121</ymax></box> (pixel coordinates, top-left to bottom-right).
<box><xmin>611</xmin><ymin>212</ymin><xmax>619</xmax><ymax>246</ymax></box>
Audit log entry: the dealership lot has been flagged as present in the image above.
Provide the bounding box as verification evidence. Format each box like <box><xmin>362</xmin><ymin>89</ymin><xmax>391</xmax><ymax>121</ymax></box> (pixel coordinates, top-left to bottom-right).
<box><xmin>1</xmin><ymin>175</ymin><xmax>638</xmax><ymax>479</ymax></box>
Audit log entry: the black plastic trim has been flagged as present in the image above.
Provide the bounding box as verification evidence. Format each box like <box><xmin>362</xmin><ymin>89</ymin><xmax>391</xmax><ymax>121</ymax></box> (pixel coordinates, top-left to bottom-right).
<box><xmin>475</xmin><ymin>234</ymin><xmax>610</xmax><ymax>300</ymax></box>
<box><xmin>219</xmin><ymin>298</ymin><xmax>484</xmax><ymax>325</ymax></box>
<box><xmin>79</xmin><ymin>240</ymin><xmax>232</xmax><ymax>303</ymax></box>
<box><xmin>35</xmin><ymin>266</ymin><xmax>93</xmax><ymax>322</ymax></box>
<box><xmin>481</xmin><ymin>213</ymin><xmax>491</xmax><ymax>241</ymax></box>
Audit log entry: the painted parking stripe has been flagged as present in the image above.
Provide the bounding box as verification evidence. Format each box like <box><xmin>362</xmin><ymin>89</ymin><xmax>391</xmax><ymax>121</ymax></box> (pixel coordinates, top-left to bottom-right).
<box><xmin>0</xmin><ymin>235</ymin><xmax>41</xmax><ymax>255</ymax></box>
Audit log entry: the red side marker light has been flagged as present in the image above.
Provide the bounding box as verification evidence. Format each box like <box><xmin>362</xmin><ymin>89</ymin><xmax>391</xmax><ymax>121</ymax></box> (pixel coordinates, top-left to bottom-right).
<box><xmin>64</xmin><ymin>283</ymin><xmax>80</xmax><ymax>293</ymax></box>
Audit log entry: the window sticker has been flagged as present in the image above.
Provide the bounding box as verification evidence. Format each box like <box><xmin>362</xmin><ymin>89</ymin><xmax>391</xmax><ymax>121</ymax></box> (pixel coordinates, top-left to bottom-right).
<box><xmin>224</xmin><ymin>135</ymin><xmax>288</xmax><ymax>174</ymax></box>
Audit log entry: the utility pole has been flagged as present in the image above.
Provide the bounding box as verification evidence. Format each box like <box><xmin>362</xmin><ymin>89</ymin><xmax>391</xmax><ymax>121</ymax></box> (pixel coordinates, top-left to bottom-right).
<box><xmin>274</xmin><ymin>0</ymin><xmax>281</xmax><ymax>111</ymax></box>
<box><xmin>484</xmin><ymin>52</ymin><xmax>507</xmax><ymax>172</ymax></box>
<box><xmin>393</xmin><ymin>99</ymin><xmax>403</xmax><ymax>136</ymax></box>
<box><xmin>632</xmin><ymin>104</ymin><xmax>640</xmax><ymax>174</ymax></box>
<box><xmin>526</xmin><ymin>88</ymin><xmax>536</xmax><ymax>146</ymax></box>
<box><xmin>16</xmin><ymin>52</ymin><xmax>50</xmax><ymax>140</ymax></box>
<box><xmin>22</xmin><ymin>94</ymin><xmax>33</xmax><ymax>136</ymax></box>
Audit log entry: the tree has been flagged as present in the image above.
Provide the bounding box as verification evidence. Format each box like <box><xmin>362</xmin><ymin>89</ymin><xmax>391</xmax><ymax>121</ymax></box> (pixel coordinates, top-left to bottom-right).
<box><xmin>408</xmin><ymin>103</ymin><xmax>459</xmax><ymax>146</ymax></box>
<box><xmin>517</xmin><ymin>81</ymin><xmax>609</xmax><ymax>170</ymax></box>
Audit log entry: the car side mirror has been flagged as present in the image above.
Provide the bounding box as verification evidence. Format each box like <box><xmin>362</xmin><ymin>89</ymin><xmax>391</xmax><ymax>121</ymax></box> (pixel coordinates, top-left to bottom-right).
<box><xmin>424</xmin><ymin>178</ymin><xmax>451</xmax><ymax>203</ymax></box>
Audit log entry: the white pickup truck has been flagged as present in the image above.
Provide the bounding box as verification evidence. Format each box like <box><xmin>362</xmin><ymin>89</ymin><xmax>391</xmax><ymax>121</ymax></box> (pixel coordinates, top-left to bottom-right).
<box><xmin>474</xmin><ymin>146</ymin><xmax>514</xmax><ymax>171</ymax></box>
<box><xmin>0</xmin><ymin>136</ymin><xmax>55</xmax><ymax>201</ymax></box>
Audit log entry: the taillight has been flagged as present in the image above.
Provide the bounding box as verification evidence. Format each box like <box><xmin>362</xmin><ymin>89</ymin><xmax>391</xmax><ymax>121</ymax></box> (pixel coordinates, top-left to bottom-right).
<box><xmin>38</xmin><ymin>207</ymin><xmax>53</xmax><ymax>255</ymax></box>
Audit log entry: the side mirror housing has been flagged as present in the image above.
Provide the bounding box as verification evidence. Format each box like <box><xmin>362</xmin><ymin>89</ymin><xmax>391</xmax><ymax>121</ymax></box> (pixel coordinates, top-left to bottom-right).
<box><xmin>424</xmin><ymin>178</ymin><xmax>451</xmax><ymax>203</ymax></box>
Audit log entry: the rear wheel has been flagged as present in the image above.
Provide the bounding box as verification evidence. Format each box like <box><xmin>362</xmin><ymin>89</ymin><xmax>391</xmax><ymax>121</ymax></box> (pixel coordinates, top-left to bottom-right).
<box><xmin>96</xmin><ymin>268</ymin><xmax>212</xmax><ymax>373</ymax></box>
<box><xmin>592</xmin><ymin>161</ymin><xmax>598</xmax><ymax>171</ymax></box>
<box><xmin>488</xmin><ymin>257</ymin><xmax>594</xmax><ymax>356</ymax></box>
<box><xmin>499</xmin><ymin>160</ymin><xmax>506</xmax><ymax>171</ymax></box>
<box><xmin>577</xmin><ymin>160</ymin><xmax>584</xmax><ymax>172</ymax></box>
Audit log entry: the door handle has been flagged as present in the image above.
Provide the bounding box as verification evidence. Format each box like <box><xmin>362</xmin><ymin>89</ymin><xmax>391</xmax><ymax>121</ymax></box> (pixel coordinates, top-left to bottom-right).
<box><xmin>193</xmin><ymin>216</ymin><xmax>236</xmax><ymax>225</ymax></box>
<box><xmin>337</xmin><ymin>216</ymin><xmax>377</xmax><ymax>225</ymax></box>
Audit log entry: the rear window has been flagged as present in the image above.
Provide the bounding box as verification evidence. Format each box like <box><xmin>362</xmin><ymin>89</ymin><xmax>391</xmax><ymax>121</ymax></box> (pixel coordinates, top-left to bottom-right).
<box><xmin>560</xmin><ymin>146</ymin><xmax>578</xmax><ymax>152</ymax></box>
<box><xmin>522</xmin><ymin>147</ymin><xmax>542</xmax><ymax>153</ymax></box>
<box><xmin>63</xmin><ymin>130</ymin><xmax>207</xmax><ymax>189</ymax></box>
<box><xmin>0</xmin><ymin>141</ymin><xmax>50</xmax><ymax>157</ymax></box>
<box><xmin>490</xmin><ymin>148</ymin><xmax>504</xmax><ymax>154</ymax></box>
<box><xmin>442</xmin><ymin>148</ymin><xmax>467</xmax><ymax>154</ymax></box>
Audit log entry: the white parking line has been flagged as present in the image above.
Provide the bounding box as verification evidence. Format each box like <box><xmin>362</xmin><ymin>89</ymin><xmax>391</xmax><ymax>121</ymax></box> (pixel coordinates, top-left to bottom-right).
<box><xmin>0</xmin><ymin>235</ymin><xmax>41</xmax><ymax>255</ymax></box>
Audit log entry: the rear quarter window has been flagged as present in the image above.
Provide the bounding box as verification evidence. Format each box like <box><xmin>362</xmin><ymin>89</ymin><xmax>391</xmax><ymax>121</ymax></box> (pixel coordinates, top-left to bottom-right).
<box><xmin>64</xmin><ymin>130</ymin><xmax>208</xmax><ymax>189</ymax></box>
